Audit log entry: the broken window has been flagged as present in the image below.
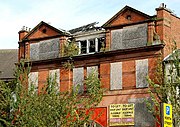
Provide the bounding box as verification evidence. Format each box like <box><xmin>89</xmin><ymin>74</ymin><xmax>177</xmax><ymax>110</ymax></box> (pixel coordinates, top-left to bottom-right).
<box><xmin>98</xmin><ymin>37</ymin><xmax>105</xmax><ymax>52</ymax></box>
<box><xmin>80</xmin><ymin>40</ymin><xmax>87</xmax><ymax>54</ymax></box>
<box><xmin>89</xmin><ymin>39</ymin><xmax>96</xmax><ymax>53</ymax></box>
<box><xmin>78</xmin><ymin>37</ymin><xmax>105</xmax><ymax>54</ymax></box>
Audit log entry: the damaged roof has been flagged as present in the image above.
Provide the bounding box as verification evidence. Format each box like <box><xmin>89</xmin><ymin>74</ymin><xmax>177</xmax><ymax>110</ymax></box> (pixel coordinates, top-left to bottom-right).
<box><xmin>0</xmin><ymin>49</ymin><xmax>18</xmax><ymax>81</ymax></box>
<box><xmin>68</xmin><ymin>22</ymin><xmax>103</xmax><ymax>34</ymax></box>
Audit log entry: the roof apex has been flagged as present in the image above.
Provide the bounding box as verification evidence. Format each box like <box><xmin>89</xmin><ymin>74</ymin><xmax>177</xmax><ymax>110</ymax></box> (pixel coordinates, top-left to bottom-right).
<box><xmin>102</xmin><ymin>5</ymin><xmax>151</xmax><ymax>28</ymax></box>
<box><xmin>22</xmin><ymin>21</ymin><xmax>70</xmax><ymax>40</ymax></box>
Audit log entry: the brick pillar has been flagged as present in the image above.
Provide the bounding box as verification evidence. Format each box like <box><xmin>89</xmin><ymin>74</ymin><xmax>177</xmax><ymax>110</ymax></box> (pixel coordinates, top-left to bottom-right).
<box><xmin>18</xmin><ymin>29</ymin><xmax>29</xmax><ymax>41</ymax></box>
<box><xmin>24</xmin><ymin>42</ymin><xmax>30</xmax><ymax>60</ymax></box>
<box><xmin>18</xmin><ymin>28</ymin><xmax>29</xmax><ymax>61</ymax></box>
<box><xmin>122</xmin><ymin>60</ymin><xmax>136</xmax><ymax>89</ymax></box>
<box><xmin>156</xmin><ymin>4</ymin><xmax>172</xmax><ymax>58</ymax></box>
<box><xmin>38</xmin><ymin>70</ymin><xmax>49</xmax><ymax>94</ymax></box>
<box><xmin>18</xmin><ymin>43</ymin><xmax>25</xmax><ymax>61</ymax></box>
<box><xmin>147</xmin><ymin>22</ymin><xmax>155</xmax><ymax>45</ymax></box>
<box><xmin>60</xmin><ymin>68</ymin><xmax>73</xmax><ymax>92</ymax></box>
<box><xmin>100</xmin><ymin>63</ymin><xmax>110</xmax><ymax>89</ymax></box>
<box><xmin>60</xmin><ymin>36</ymin><xmax>67</xmax><ymax>57</ymax></box>
<box><xmin>105</xmin><ymin>29</ymin><xmax>111</xmax><ymax>50</ymax></box>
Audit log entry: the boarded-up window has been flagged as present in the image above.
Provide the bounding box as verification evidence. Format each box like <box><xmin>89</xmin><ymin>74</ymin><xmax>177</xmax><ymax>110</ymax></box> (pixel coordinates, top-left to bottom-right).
<box><xmin>87</xmin><ymin>66</ymin><xmax>98</xmax><ymax>77</ymax></box>
<box><xmin>111</xmin><ymin>23</ymin><xmax>147</xmax><ymax>50</ymax></box>
<box><xmin>49</xmin><ymin>69</ymin><xmax>60</xmax><ymax>91</ymax></box>
<box><xmin>111</xmin><ymin>29</ymin><xmax>123</xmax><ymax>50</ymax></box>
<box><xmin>73</xmin><ymin>67</ymin><xmax>84</xmax><ymax>93</ymax></box>
<box><xmin>110</xmin><ymin>62</ymin><xmax>122</xmax><ymax>90</ymax></box>
<box><xmin>28</xmin><ymin>72</ymin><xmax>38</xmax><ymax>92</ymax></box>
<box><xmin>128</xmin><ymin>98</ymin><xmax>155</xmax><ymax>127</ymax></box>
<box><xmin>136</xmin><ymin>59</ymin><xmax>148</xmax><ymax>88</ymax></box>
<box><xmin>30</xmin><ymin>38</ymin><xmax>60</xmax><ymax>61</ymax></box>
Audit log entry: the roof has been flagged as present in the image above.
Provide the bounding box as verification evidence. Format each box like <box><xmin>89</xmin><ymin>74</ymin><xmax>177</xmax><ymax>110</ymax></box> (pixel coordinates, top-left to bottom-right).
<box><xmin>102</xmin><ymin>5</ymin><xmax>152</xmax><ymax>28</ymax></box>
<box><xmin>68</xmin><ymin>22</ymin><xmax>103</xmax><ymax>34</ymax></box>
<box><xmin>163</xmin><ymin>49</ymin><xmax>180</xmax><ymax>62</ymax></box>
<box><xmin>0</xmin><ymin>49</ymin><xmax>18</xmax><ymax>81</ymax></box>
<box><xmin>22</xmin><ymin>21</ymin><xmax>70</xmax><ymax>40</ymax></box>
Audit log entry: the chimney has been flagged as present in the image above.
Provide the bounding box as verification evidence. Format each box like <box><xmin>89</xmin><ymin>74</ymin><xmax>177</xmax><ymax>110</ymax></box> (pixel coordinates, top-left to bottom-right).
<box><xmin>18</xmin><ymin>26</ymin><xmax>29</xmax><ymax>41</ymax></box>
<box><xmin>156</xmin><ymin>3</ymin><xmax>172</xmax><ymax>15</ymax></box>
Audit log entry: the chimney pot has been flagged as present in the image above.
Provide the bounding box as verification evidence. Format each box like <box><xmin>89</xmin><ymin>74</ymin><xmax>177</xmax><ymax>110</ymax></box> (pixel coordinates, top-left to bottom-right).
<box><xmin>22</xmin><ymin>26</ymin><xmax>25</xmax><ymax>30</ymax></box>
<box><xmin>162</xmin><ymin>3</ymin><xmax>164</xmax><ymax>7</ymax></box>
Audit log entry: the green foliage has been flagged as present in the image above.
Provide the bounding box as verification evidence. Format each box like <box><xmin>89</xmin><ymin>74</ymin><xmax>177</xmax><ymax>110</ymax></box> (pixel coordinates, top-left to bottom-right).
<box><xmin>62</xmin><ymin>60</ymin><xmax>74</xmax><ymax>70</ymax></box>
<box><xmin>99</xmin><ymin>42</ymin><xmax>106</xmax><ymax>52</ymax></box>
<box><xmin>0</xmin><ymin>60</ymin><xmax>103</xmax><ymax>127</ymax></box>
<box><xmin>146</xmin><ymin>44</ymin><xmax>180</xmax><ymax>126</ymax></box>
<box><xmin>0</xmin><ymin>81</ymin><xmax>12</xmax><ymax>127</ymax></box>
<box><xmin>61</xmin><ymin>39</ymin><xmax>79</xmax><ymax>70</ymax></box>
<box><xmin>61</xmin><ymin>39</ymin><xmax>79</xmax><ymax>57</ymax></box>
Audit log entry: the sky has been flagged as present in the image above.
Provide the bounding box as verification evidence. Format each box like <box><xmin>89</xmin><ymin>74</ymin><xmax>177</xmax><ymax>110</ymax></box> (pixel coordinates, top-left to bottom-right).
<box><xmin>0</xmin><ymin>0</ymin><xmax>180</xmax><ymax>49</ymax></box>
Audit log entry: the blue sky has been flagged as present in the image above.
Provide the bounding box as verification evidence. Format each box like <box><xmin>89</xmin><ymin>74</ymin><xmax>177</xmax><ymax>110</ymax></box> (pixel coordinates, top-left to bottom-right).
<box><xmin>0</xmin><ymin>0</ymin><xmax>180</xmax><ymax>49</ymax></box>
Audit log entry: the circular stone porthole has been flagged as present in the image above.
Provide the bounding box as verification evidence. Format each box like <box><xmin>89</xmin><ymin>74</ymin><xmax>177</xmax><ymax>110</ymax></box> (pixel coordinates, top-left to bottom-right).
<box><xmin>42</xmin><ymin>28</ymin><xmax>47</xmax><ymax>33</ymax></box>
<box><xmin>126</xmin><ymin>15</ymin><xmax>131</xmax><ymax>20</ymax></box>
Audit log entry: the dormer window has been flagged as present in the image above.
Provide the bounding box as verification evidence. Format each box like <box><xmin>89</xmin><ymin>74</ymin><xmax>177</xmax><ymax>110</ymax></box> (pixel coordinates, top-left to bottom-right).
<box><xmin>126</xmin><ymin>15</ymin><xmax>131</xmax><ymax>20</ymax></box>
<box><xmin>89</xmin><ymin>39</ymin><xmax>96</xmax><ymax>53</ymax></box>
<box><xmin>78</xmin><ymin>37</ymin><xmax>105</xmax><ymax>54</ymax></box>
<box><xmin>80</xmin><ymin>40</ymin><xmax>87</xmax><ymax>54</ymax></box>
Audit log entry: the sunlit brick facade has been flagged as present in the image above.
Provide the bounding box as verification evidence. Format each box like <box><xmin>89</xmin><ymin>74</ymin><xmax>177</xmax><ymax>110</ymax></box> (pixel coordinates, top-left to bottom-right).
<box><xmin>18</xmin><ymin>4</ymin><xmax>180</xmax><ymax>127</ymax></box>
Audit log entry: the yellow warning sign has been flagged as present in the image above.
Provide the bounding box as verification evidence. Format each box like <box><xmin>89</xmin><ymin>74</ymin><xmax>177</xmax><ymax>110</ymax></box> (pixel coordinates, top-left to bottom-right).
<box><xmin>109</xmin><ymin>104</ymin><xmax>134</xmax><ymax>126</ymax></box>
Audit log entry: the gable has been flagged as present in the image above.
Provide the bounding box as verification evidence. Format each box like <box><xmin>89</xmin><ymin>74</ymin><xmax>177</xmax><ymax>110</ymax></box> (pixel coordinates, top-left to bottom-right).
<box><xmin>103</xmin><ymin>6</ymin><xmax>151</xmax><ymax>28</ymax></box>
<box><xmin>28</xmin><ymin>24</ymin><xmax>60</xmax><ymax>39</ymax></box>
<box><xmin>23</xmin><ymin>21</ymin><xmax>69</xmax><ymax>40</ymax></box>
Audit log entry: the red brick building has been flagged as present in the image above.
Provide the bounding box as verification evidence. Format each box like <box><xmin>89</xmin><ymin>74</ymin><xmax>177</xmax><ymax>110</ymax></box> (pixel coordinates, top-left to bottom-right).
<box><xmin>18</xmin><ymin>4</ymin><xmax>180</xmax><ymax>127</ymax></box>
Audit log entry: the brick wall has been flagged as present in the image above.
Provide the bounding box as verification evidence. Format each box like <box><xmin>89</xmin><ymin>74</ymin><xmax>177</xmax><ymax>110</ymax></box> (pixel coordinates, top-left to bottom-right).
<box><xmin>111</xmin><ymin>10</ymin><xmax>148</xmax><ymax>27</ymax></box>
<box><xmin>122</xmin><ymin>60</ymin><xmax>136</xmax><ymax>89</ymax></box>
<box><xmin>156</xmin><ymin>7</ymin><xmax>180</xmax><ymax>57</ymax></box>
<box><xmin>28</xmin><ymin>25</ymin><xmax>60</xmax><ymax>40</ymax></box>
<box><xmin>100</xmin><ymin>63</ymin><xmax>110</xmax><ymax>90</ymax></box>
<box><xmin>60</xmin><ymin>68</ymin><xmax>72</xmax><ymax>92</ymax></box>
<box><xmin>30</xmin><ymin>47</ymin><xmax>161</xmax><ymax>93</ymax></box>
<box><xmin>38</xmin><ymin>69</ymin><xmax>49</xmax><ymax>94</ymax></box>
